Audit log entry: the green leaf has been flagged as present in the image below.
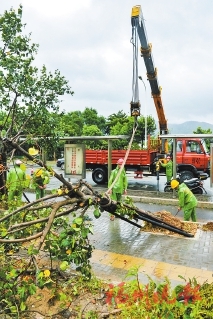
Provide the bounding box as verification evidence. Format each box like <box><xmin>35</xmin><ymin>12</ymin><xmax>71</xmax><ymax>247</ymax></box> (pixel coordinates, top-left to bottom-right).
<box><xmin>60</xmin><ymin>261</ymin><xmax>69</xmax><ymax>271</ymax></box>
<box><xmin>71</xmin><ymin>238</ymin><xmax>76</xmax><ymax>248</ymax></box>
<box><xmin>29</xmin><ymin>284</ymin><xmax>37</xmax><ymax>295</ymax></box>
<box><xmin>28</xmin><ymin>245</ymin><xmax>39</xmax><ymax>255</ymax></box>
<box><xmin>37</xmin><ymin>271</ymin><xmax>44</xmax><ymax>279</ymax></box>
<box><xmin>93</xmin><ymin>208</ymin><xmax>101</xmax><ymax>219</ymax></box>
<box><xmin>59</xmin><ymin>292</ymin><xmax>67</xmax><ymax>301</ymax></box>
<box><xmin>1</xmin><ymin>230</ymin><xmax>7</xmax><ymax>237</ymax></box>
<box><xmin>74</xmin><ymin>217</ymin><xmax>83</xmax><ymax>225</ymax></box>
<box><xmin>61</xmin><ymin>239</ymin><xmax>69</xmax><ymax>247</ymax></box>
<box><xmin>88</xmin><ymin>226</ymin><xmax>94</xmax><ymax>234</ymax></box>
<box><xmin>81</xmin><ymin>228</ymin><xmax>89</xmax><ymax>238</ymax></box>
<box><xmin>10</xmin><ymin>306</ymin><xmax>17</xmax><ymax>313</ymax></box>
<box><xmin>20</xmin><ymin>301</ymin><xmax>26</xmax><ymax>311</ymax></box>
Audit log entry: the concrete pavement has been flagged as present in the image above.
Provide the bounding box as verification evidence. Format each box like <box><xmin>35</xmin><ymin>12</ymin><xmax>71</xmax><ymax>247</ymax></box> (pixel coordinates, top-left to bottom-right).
<box><xmin>88</xmin><ymin>210</ymin><xmax>213</xmax><ymax>288</ymax></box>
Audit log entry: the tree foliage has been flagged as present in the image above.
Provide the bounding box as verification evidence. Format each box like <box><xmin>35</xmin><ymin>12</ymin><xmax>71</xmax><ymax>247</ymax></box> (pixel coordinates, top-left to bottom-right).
<box><xmin>57</xmin><ymin>108</ymin><xmax>157</xmax><ymax>151</ymax></box>
<box><xmin>193</xmin><ymin>126</ymin><xmax>212</xmax><ymax>149</ymax></box>
<box><xmin>106</xmin><ymin>110</ymin><xmax>128</xmax><ymax>135</ymax></box>
<box><xmin>82</xmin><ymin>124</ymin><xmax>107</xmax><ymax>149</ymax></box>
<box><xmin>59</xmin><ymin>111</ymin><xmax>84</xmax><ymax>137</ymax></box>
<box><xmin>0</xmin><ymin>5</ymin><xmax>73</xmax><ymax>158</ymax></box>
<box><xmin>106</xmin><ymin>112</ymin><xmax>156</xmax><ymax>149</ymax></box>
<box><xmin>82</xmin><ymin>107</ymin><xmax>106</xmax><ymax>134</ymax></box>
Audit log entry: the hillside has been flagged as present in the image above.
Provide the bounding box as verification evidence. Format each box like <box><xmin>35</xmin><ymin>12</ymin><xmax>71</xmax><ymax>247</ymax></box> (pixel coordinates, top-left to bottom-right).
<box><xmin>168</xmin><ymin>121</ymin><xmax>213</xmax><ymax>134</ymax></box>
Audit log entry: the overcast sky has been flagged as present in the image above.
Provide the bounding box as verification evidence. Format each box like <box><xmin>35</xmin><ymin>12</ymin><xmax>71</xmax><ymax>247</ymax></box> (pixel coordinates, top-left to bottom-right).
<box><xmin>0</xmin><ymin>0</ymin><xmax>213</xmax><ymax>128</ymax></box>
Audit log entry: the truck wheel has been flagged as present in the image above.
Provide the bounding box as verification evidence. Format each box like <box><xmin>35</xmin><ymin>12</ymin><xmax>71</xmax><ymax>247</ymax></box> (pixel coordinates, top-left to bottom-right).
<box><xmin>179</xmin><ymin>170</ymin><xmax>194</xmax><ymax>182</ymax></box>
<box><xmin>92</xmin><ymin>168</ymin><xmax>107</xmax><ymax>184</ymax></box>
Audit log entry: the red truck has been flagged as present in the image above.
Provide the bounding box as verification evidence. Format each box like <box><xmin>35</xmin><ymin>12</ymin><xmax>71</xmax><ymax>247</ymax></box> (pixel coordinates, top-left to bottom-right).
<box><xmin>57</xmin><ymin>137</ymin><xmax>210</xmax><ymax>184</ymax></box>
<box><xmin>87</xmin><ymin>138</ymin><xmax>210</xmax><ymax>184</ymax></box>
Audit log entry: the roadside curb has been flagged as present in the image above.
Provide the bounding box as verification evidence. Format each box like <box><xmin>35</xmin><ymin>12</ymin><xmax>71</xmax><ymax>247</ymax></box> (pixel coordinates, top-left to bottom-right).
<box><xmin>131</xmin><ymin>196</ymin><xmax>213</xmax><ymax>209</ymax></box>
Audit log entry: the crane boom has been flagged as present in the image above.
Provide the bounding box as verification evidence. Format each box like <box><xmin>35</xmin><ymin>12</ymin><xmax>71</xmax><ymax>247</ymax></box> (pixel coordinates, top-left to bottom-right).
<box><xmin>130</xmin><ymin>5</ymin><xmax>168</xmax><ymax>152</ymax></box>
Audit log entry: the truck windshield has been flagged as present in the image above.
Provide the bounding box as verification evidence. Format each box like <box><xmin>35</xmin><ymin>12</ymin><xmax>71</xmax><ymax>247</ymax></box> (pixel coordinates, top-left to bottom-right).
<box><xmin>201</xmin><ymin>139</ymin><xmax>209</xmax><ymax>154</ymax></box>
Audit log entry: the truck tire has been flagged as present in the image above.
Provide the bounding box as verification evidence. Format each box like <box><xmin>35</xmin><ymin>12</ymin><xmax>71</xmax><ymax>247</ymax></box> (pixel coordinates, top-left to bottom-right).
<box><xmin>179</xmin><ymin>170</ymin><xmax>194</xmax><ymax>183</ymax></box>
<box><xmin>92</xmin><ymin>168</ymin><xmax>107</xmax><ymax>184</ymax></box>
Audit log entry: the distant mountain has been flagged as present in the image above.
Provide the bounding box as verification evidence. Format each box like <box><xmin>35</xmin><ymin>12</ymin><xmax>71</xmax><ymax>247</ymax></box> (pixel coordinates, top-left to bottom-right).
<box><xmin>168</xmin><ymin>121</ymin><xmax>213</xmax><ymax>134</ymax></box>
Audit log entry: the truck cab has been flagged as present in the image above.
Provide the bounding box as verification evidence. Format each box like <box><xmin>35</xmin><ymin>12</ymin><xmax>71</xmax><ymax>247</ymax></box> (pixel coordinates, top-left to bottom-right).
<box><xmin>175</xmin><ymin>138</ymin><xmax>210</xmax><ymax>179</ymax></box>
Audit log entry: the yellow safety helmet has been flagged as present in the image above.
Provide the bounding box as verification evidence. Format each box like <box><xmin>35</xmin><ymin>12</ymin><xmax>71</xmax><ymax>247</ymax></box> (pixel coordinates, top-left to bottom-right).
<box><xmin>28</xmin><ymin>147</ymin><xmax>39</xmax><ymax>156</ymax></box>
<box><xmin>35</xmin><ymin>168</ymin><xmax>43</xmax><ymax>177</ymax></box>
<box><xmin>171</xmin><ymin>179</ymin><xmax>179</xmax><ymax>189</ymax></box>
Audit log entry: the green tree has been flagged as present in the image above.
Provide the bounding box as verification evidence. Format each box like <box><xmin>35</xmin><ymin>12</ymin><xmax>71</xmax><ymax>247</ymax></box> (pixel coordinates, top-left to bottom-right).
<box><xmin>57</xmin><ymin>109</ymin><xmax>108</xmax><ymax>151</ymax></box>
<box><xmin>0</xmin><ymin>5</ymin><xmax>73</xmax><ymax>159</ymax></box>
<box><xmin>82</xmin><ymin>107</ymin><xmax>106</xmax><ymax>134</ymax></box>
<box><xmin>82</xmin><ymin>124</ymin><xmax>107</xmax><ymax>149</ymax></box>
<box><xmin>193</xmin><ymin>126</ymin><xmax>212</xmax><ymax>149</ymax></box>
<box><xmin>108</xmin><ymin>113</ymin><xmax>156</xmax><ymax>149</ymax></box>
<box><xmin>59</xmin><ymin>111</ymin><xmax>84</xmax><ymax>137</ymax></box>
<box><xmin>110</xmin><ymin>121</ymin><xmax>130</xmax><ymax>149</ymax></box>
<box><xmin>106</xmin><ymin>110</ymin><xmax>128</xmax><ymax>134</ymax></box>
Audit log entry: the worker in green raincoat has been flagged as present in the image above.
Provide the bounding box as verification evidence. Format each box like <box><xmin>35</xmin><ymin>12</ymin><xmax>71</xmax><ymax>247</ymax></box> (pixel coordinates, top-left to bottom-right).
<box><xmin>6</xmin><ymin>159</ymin><xmax>26</xmax><ymax>203</ymax></box>
<box><xmin>32</xmin><ymin>168</ymin><xmax>50</xmax><ymax>199</ymax></box>
<box><xmin>171</xmin><ymin>179</ymin><xmax>197</xmax><ymax>222</ymax></box>
<box><xmin>108</xmin><ymin>158</ymin><xmax>128</xmax><ymax>220</ymax></box>
<box><xmin>160</xmin><ymin>155</ymin><xmax>173</xmax><ymax>182</ymax></box>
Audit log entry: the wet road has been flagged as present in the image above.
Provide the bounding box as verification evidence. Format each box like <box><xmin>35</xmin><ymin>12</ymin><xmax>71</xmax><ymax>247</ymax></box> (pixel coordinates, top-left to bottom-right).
<box><xmin>23</xmin><ymin>161</ymin><xmax>213</xmax><ymax>194</ymax></box>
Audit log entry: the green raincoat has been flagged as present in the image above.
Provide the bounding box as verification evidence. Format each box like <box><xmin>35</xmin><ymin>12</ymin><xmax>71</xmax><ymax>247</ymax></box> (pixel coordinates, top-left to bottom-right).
<box><xmin>7</xmin><ymin>165</ymin><xmax>26</xmax><ymax>202</ymax></box>
<box><xmin>160</xmin><ymin>160</ymin><xmax>173</xmax><ymax>182</ymax></box>
<box><xmin>178</xmin><ymin>183</ymin><xmax>197</xmax><ymax>222</ymax></box>
<box><xmin>31</xmin><ymin>169</ymin><xmax>50</xmax><ymax>199</ymax></box>
<box><xmin>108</xmin><ymin>166</ymin><xmax>128</xmax><ymax>202</ymax></box>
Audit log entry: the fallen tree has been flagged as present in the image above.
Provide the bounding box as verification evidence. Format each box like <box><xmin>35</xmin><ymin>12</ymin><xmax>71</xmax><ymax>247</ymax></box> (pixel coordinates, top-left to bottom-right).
<box><xmin>1</xmin><ymin>138</ymin><xmax>195</xmax><ymax>258</ymax></box>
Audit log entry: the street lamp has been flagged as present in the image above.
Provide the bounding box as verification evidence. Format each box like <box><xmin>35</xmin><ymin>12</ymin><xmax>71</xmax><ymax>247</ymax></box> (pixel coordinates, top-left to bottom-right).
<box><xmin>138</xmin><ymin>76</ymin><xmax>147</xmax><ymax>149</ymax></box>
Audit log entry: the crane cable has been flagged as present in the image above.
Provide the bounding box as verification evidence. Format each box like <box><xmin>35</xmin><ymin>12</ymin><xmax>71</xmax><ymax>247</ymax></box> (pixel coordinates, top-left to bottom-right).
<box><xmin>131</xmin><ymin>22</ymin><xmax>139</xmax><ymax>105</ymax></box>
<box><xmin>106</xmin><ymin>121</ymin><xmax>138</xmax><ymax>196</ymax></box>
<box><xmin>104</xmin><ymin>18</ymin><xmax>143</xmax><ymax>199</ymax></box>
